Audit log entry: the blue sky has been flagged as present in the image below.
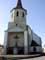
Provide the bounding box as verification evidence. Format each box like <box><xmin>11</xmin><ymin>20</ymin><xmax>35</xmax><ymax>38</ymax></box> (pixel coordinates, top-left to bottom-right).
<box><xmin>0</xmin><ymin>0</ymin><xmax>45</xmax><ymax>47</ymax></box>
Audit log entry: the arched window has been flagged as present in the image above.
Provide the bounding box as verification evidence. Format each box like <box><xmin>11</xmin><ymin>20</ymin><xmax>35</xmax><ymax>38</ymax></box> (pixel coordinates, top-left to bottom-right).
<box><xmin>33</xmin><ymin>47</ymin><xmax>36</xmax><ymax>52</ymax></box>
<box><xmin>16</xmin><ymin>11</ymin><xmax>19</xmax><ymax>16</ymax></box>
<box><xmin>16</xmin><ymin>24</ymin><xmax>18</xmax><ymax>26</ymax></box>
<box><xmin>22</xmin><ymin>12</ymin><xmax>24</xmax><ymax>17</ymax></box>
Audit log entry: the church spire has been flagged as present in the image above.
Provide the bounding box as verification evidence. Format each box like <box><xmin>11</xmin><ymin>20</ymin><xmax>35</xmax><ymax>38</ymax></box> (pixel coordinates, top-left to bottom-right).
<box><xmin>10</xmin><ymin>0</ymin><xmax>27</xmax><ymax>14</ymax></box>
<box><xmin>16</xmin><ymin>0</ymin><xmax>23</xmax><ymax>8</ymax></box>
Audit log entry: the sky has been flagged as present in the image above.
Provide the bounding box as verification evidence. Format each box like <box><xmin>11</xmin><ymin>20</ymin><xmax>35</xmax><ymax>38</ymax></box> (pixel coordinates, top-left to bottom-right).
<box><xmin>0</xmin><ymin>0</ymin><xmax>45</xmax><ymax>47</ymax></box>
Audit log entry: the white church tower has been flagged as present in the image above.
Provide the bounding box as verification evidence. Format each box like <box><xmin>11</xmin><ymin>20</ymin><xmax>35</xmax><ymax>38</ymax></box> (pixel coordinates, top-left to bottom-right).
<box><xmin>9</xmin><ymin>0</ymin><xmax>27</xmax><ymax>30</ymax></box>
<box><xmin>4</xmin><ymin>0</ymin><xmax>42</xmax><ymax>55</ymax></box>
<box><xmin>4</xmin><ymin>0</ymin><xmax>29</xmax><ymax>55</ymax></box>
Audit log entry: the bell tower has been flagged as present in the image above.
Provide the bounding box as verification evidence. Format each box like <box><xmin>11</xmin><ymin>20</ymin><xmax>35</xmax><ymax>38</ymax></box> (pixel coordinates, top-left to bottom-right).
<box><xmin>9</xmin><ymin>0</ymin><xmax>27</xmax><ymax>30</ymax></box>
<box><xmin>4</xmin><ymin>0</ymin><xmax>28</xmax><ymax>55</ymax></box>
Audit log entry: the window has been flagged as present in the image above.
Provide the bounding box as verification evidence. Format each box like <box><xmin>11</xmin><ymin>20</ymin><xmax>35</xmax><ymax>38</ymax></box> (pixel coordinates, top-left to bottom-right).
<box><xmin>16</xmin><ymin>24</ymin><xmax>18</xmax><ymax>26</ymax></box>
<box><xmin>16</xmin><ymin>11</ymin><xmax>19</xmax><ymax>16</ymax></box>
<box><xmin>22</xmin><ymin>12</ymin><xmax>24</xmax><ymax>17</ymax></box>
<box><xmin>33</xmin><ymin>47</ymin><xmax>36</xmax><ymax>52</ymax></box>
<box><xmin>14</xmin><ymin>35</ymin><xmax>19</xmax><ymax>39</ymax></box>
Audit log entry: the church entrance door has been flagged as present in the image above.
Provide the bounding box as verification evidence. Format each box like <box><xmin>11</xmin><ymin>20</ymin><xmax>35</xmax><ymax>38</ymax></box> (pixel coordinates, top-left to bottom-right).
<box><xmin>7</xmin><ymin>47</ymin><xmax>13</xmax><ymax>54</ymax></box>
<box><xmin>18</xmin><ymin>47</ymin><xmax>24</xmax><ymax>55</ymax></box>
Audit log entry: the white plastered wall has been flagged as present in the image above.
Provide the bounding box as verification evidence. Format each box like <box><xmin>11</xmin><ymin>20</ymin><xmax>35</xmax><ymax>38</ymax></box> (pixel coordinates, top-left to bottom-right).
<box><xmin>30</xmin><ymin>46</ymin><xmax>42</xmax><ymax>53</ymax></box>
<box><xmin>24</xmin><ymin>30</ymin><xmax>28</xmax><ymax>54</ymax></box>
<box><xmin>4</xmin><ymin>31</ymin><xmax>8</xmax><ymax>54</ymax></box>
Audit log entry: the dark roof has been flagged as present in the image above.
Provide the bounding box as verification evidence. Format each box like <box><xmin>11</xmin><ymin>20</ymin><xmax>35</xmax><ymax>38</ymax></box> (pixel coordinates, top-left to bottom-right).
<box><xmin>31</xmin><ymin>40</ymin><xmax>40</xmax><ymax>46</ymax></box>
<box><xmin>10</xmin><ymin>0</ymin><xmax>27</xmax><ymax>12</ymax></box>
<box><xmin>16</xmin><ymin>0</ymin><xmax>22</xmax><ymax>8</ymax></box>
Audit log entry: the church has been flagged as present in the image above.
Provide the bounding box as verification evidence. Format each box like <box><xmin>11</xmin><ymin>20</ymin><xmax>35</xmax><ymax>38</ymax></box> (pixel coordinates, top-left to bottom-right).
<box><xmin>4</xmin><ymin>0</ymin><xmax>42</xmax><ymax>55</ymax></box>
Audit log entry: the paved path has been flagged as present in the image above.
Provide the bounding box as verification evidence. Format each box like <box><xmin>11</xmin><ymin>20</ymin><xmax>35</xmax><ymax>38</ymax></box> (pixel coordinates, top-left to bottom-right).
<box><xmin>1</xmin><ymin>54</ymin><xmax>40</xmax><ymax>58</ymax></box>
<box><xmin>0</xmin><ymin>55</ymin><xmax>45</xmax><ymax>60</ymax></box>
<box><xmin>20</xmin><ymin>56</ymin><xmax>45</xmax><ymax>60</ymax></box>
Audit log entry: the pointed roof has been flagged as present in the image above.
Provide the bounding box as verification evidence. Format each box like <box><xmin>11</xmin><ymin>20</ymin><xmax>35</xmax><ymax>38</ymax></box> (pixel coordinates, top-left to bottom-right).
<box><xmin>16</xmin><ymin>0</ymin><xmax>22</xmax><ymax>8</ymax></box>
<box><xmin>10</xmin><ymin>0</ymin><xmax>27</xmax><ymax>12</ymax></box>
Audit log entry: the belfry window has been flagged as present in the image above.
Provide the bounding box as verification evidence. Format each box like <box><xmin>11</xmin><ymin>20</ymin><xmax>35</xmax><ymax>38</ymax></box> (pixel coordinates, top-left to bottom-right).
<box><xmin>22</xmin><ymin>12</ymin><xmax>24</xmax><ymax>17</ymax></box>
<box><xmin>16</xmin><ymin>11</ymin><xmax>19</xmax><ymax>16</ymax></box>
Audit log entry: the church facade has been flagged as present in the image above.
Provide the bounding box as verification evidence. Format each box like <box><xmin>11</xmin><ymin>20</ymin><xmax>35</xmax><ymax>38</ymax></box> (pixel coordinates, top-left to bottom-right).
<box><xmin>4</xmin><ymin>0</ymin><xmax>42</xmax><ymax>55</ymax></box>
